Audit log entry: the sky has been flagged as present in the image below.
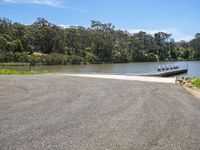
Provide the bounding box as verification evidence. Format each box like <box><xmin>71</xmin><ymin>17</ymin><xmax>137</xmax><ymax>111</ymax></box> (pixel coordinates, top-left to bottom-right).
<box><xmin>0</xmin><ymin>0</ymin><xmax>199</xmax><ymax>41</ymax></box>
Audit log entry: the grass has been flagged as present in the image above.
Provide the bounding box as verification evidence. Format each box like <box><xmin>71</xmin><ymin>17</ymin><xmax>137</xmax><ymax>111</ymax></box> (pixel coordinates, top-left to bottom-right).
<box><xmin>0</xmin><ymin>69</ymin><xmax>48</xmax><ymax>75</ymax></box>
<box><xmin>190</xmin><ymin>78</ymin><xmax>200</xmax><ymax>88</ymax></box>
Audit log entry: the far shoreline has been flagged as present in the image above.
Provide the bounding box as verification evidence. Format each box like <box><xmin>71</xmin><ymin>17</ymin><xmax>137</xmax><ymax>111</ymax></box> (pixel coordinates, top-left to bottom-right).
<box><xmin>1</xmin><ymin>60</ymin><xmax>200</xmax><ymax>67</ymax></box>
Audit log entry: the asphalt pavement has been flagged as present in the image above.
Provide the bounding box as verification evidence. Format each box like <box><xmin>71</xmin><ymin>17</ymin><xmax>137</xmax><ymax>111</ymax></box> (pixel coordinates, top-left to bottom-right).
<box><xmin>1</xmin><ymin>75</ymin><xmax>200</xmax><ymax>150</ymax></box>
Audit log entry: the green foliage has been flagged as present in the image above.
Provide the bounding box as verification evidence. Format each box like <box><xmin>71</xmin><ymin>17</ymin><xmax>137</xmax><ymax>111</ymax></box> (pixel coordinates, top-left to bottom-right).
<box><xmin>191</xmin><ymin>78</ymin><xmax>200</xmax><ymax>88</ymax></box>
<box><xmin>43</xmin><ymin>53</ymin><xmax>66</xmax><ymax>65</ymax></box>
<box><xmin>0</xmin><ymin>17</ymin><xmax>200</xmax><ymax>65</ymax></box>
<box><xmin>84</xmin><ymin>51</ymin><xmax>99</xmax><ymax>63</ymax></box>
<box><xmin>68</xmin><ymin>55</ymin><xmax>84</xmax><ymax>65</ymax></box>
<box><xmin>0</xmin><ymin>52</ymin><xmax>29</xmax><ymax>63</ymax></box>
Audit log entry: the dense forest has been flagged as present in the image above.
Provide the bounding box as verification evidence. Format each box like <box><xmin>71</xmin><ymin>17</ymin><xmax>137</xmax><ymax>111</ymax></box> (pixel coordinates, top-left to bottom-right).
<box><xmin>0</xmin><ymin>17</ymin><xmax>200</xmax><ymax>65</ymax></box>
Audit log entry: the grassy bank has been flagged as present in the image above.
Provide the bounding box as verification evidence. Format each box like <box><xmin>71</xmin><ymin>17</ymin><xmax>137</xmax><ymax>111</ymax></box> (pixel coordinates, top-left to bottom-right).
<box><xmin>181</xmin><ymin>78</ymin><xmax>200</xmax><ymax>89</ymax></box>
<box><xmin>0</xmin><ymin>69</ymin><xmax>48</xmax><ymax>75</ymax></box>
<box><xmin>179</xmin><ymin>78</ymin><xmax>200</xmax><ymax>89</ymax></box>
<box><xmin>179</xmin><ymin>78</ymin><xmax>200</xmax><ymax>100</ymax></box>
<box><xmin>190</xmin><ymin>78</ymin><xmax>200</xmax><ymax>88</ymax></box>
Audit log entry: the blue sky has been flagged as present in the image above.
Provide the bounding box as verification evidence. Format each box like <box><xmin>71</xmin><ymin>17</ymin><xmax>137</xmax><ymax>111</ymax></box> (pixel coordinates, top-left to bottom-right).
<box><xmin>0</xmin><ymin>0</ymin><xmax>199</xmax><ymax>41</ymax></box>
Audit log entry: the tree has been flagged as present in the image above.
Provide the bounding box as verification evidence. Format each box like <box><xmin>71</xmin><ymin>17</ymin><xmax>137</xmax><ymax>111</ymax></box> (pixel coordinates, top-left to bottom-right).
<box><xmin>0</xmin><ymin>17</ymin><xmax>199</xmax><ymax>64</ymax></box>
<box><xmin>0</xmin><ymin>18</ymin><xmax>12</xmax><ymax>34</ymax></box>
<box><xmin>0</xmin><ymin>35</ymin><xmax>8</xmax><ymax>52</ymax></box>
<box><xmin>154</xmin><ymin>32</ymin><xmax>172</xmax><ymax>60</ymax></box>
<box><xmin>189</xmin><ymin>33</ymin><xmax>200</xmax><ymax>58</ymax></box>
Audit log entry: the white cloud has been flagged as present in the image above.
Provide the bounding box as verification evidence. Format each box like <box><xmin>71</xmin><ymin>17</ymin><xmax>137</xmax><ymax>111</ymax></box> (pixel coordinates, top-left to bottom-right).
<box><xmin>1</xmin><ymin>0</ymin><xmax>87</xmax><ymax>13</ymax></box>
<box><xmin>58</xmin><ymin>24</ymin><xmax>70</xmax><ymax>28</ymax></box>
<box><xmin>1</xmin><ymin>0</ymin><xmax>14</xmax><ymax>2</ymax></box>
<box><xmin>126</xmin><ymin>28</ymin><xmax>194</xmax><ymax>42</ymax></box>
<box><xmin>1</xmin><ymin>0</ymin><xmax>64</xmax><ymax>8</ymax></box>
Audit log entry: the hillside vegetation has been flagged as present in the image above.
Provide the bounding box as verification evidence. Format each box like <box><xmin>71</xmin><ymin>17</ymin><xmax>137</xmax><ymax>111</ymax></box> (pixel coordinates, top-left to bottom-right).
<box><xmin>0</xmin><ymin>18</ymin><xmax>200</xmax><ymax>65</ymax></box>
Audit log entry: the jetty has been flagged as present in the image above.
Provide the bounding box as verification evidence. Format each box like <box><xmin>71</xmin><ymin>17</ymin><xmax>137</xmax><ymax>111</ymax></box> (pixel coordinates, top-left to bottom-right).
<box><xmin>140</xmin><ymin>68</ymin><xmax>188</xmax><ymax>77</ymax></box>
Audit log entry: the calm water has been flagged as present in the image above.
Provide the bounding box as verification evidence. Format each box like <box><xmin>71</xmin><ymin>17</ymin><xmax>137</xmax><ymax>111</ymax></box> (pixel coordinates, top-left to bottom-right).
<box><xmin>1</xmin><ymin>61</ymin><xmax>200</xmax><ymax>77</ymax></box>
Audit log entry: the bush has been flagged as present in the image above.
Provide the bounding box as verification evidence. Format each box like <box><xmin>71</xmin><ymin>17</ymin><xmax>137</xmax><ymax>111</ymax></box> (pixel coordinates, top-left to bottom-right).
<box><xmin>69</xmin><ymin>54</ymin><xmax>83</xmax><ymax>65</ymax></box>
<box><xmin>84</xmin><ymin>52</ymin><xmax>98</xmax><ymax>63</ymax></box>
<box><xmin>29</xmin><ymin>54</ymin><xmax>43</xmax><ymax>65</ymax></box>
<box><xmin>145</xmin><ymin>53</ymin><xmax>158</xmax><ymax>62</ymax></box>
<box><xmin>0</xmin><ymin>52</ymin><xmax>86</xmax><ymax>65</ymax></box>
<box><xmin>43</xmin><ymin>53</ymin><xmax>64</xmax><ymax>65</ymax></box>
<box><xmin>14</xmin><ymin>52</ymin><xmax>29</xmax><ymax>62</ymax></box>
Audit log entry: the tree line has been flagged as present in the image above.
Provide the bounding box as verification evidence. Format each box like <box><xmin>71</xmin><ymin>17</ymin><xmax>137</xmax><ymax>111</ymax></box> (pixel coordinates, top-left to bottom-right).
<box><xmin>0</xmin><ymin>17</ymin><xmax>200</xmax><ymax>65</ymax></box>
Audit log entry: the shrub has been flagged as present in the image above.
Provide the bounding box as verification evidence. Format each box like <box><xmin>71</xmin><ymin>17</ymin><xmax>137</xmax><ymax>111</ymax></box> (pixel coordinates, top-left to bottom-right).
<box><xmin>69</xmin><ymin>54</ymin><xmax>83</xmax><ymax>65</ymax></box>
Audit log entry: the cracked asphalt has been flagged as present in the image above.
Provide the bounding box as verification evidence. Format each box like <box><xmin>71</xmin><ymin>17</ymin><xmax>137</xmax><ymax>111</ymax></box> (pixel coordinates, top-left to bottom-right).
<box><xmin>1</xmin><ymin>75</ymin><xmax>200</xmax><ymax>150</ymax></box>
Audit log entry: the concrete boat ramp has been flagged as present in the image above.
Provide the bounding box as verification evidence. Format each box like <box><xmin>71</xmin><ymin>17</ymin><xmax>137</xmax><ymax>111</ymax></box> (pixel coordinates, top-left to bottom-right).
<box><xmin>59</xmin><ymin>68</ymin><xmax>187</xmax><ymax>84</ymax></box>
<box><xmin>60</xmin><ymin>74</ymin><xmax>176</xmax><ymax>83</ymax></box>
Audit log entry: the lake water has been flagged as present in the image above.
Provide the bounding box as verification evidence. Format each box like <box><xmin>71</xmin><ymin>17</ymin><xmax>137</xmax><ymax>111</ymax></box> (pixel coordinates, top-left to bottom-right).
<box><xmin>1</xmin><ymin>61</ymin><xmax>200</xmax><ymax>77</ymax></box>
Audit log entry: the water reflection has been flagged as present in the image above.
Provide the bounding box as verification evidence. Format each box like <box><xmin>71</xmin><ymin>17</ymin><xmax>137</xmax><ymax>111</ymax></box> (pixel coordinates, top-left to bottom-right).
<box><xmin>1</xmin><ymin>61</ymin><xmax>200</xmax><ymax>77</ymax></box>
